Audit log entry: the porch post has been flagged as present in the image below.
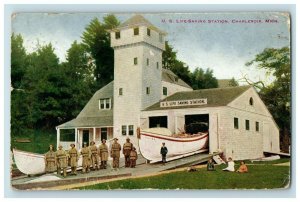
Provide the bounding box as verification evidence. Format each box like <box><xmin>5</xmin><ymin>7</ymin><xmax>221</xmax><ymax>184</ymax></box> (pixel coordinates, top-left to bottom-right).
<box><xmin>56</xmin><ymin>127</ymin><xmax>60</xmax><ymax>150</ymax></box>
<box><xmin>75</xmin><ymin>128</ymin><xmax>78</xmax><ymax>148</ymax></box>
<box><xmin>93</xmin><ymin>127</ymin><xmax>96</xmax><ymax>142</ymax></box>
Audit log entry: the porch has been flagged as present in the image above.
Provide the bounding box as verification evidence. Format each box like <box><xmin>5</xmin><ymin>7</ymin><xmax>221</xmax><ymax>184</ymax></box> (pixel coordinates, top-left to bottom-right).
<box><xmin>56</xmin><ymin>127</ymin><xmax>113</xmax><ymax>150</ymax></box>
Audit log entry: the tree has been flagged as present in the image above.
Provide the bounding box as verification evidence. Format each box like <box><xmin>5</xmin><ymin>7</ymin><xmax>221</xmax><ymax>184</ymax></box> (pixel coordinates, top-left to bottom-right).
<box><xmin>190</xmin><ymin>67</ymin><xmax>218</xmax><ymax>89</ymax></box>
<box><xmin>81</xmin><ymin>15</ymin><xmax>120</xmax><ymax>90</ymax></box>
<box><xmin>63</xmin><ymin>40</ymin><xmax>95</xmax><ymax>118</ymax></box>
<box><xmin>11</xmin><ymin>33</ymin><xmax>28</xmax><ymax>89</ymax></box>
<box><xmin>246</xmin><ymin>47</ymin><xmax>290</xmax><ymax>152</ymax></box>
<box><xmin>228</xmin><ymin>77</ymin><xmax>239</xmax><ymax>87</ymax></box>
<box><xmin>24</xmin><ymin>43</ymin><xmax>69</xmax><ymax>128</ymax></box>
<box><xmin>162</xmin><ymin>41</ymin><xmax>192</xmax><ymax>85</ymax></box>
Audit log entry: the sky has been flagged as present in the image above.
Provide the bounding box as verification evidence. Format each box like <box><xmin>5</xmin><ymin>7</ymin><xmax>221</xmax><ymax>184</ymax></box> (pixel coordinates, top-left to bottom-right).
<box><xmin>11</xmin><ymin>12</ymin><xmax>290</xmax><ymax>85</ymax></box>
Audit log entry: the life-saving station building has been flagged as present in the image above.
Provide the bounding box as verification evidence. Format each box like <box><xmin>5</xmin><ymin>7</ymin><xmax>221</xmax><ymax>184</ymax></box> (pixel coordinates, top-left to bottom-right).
<box><xmin>56</xmin><ymin>15</ymin><xmax>280</xmax><ymax>160</ymax></box>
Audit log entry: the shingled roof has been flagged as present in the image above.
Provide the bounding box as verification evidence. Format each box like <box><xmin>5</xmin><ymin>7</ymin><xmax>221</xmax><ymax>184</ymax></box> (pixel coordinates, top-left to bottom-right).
<box><xmin>57</xmin><ymin>82</ymin><xmax>114</xmax><ymax>129</ymax></box>
<box><xmin>162</xmin><ymin>68</ymin><xmax>192</xmax><ymax>89</ymax></box>
<box><xmin>115</xmin><ymin>14</ymin><xmax>166</xmax><ymax>35</ymax></box>
<box><xmin>144</xmin><ymin>85</ymin><xmax>252</xmax><ymax>111</ymax></box>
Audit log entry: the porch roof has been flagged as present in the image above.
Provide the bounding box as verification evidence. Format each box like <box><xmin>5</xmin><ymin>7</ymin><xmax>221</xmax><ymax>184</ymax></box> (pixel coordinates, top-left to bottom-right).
<box><xmin>57</xmin><ymin>116</ymin><xmax>113</xmax><ymax>129</ymax></box>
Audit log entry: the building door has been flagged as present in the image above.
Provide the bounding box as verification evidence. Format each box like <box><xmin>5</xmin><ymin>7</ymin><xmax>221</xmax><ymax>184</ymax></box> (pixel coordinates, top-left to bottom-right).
<box><xmin>263</xmin><ymin>122</ymin><xmax>270</xmax><ymax>152</ymax></box>
<box><xmin>83</xmin><ymin>130</ymin><xmax>90</xmax><ymax>146</ymax></box>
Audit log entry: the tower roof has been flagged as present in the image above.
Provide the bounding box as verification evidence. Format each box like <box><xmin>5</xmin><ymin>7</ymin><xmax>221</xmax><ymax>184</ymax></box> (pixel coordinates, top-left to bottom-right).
<box><xmin>113</xmin><ymin>14</ymin><xmax>167</xmax><ymax>35</ymax></box>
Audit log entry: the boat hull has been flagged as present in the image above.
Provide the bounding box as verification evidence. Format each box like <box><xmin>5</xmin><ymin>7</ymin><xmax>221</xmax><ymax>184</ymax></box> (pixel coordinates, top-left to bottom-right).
<box><xmin>13</xmin><ymin>149</ymin><xmax>83</xmax><ymax>175</ymax></box>
<box><xmin>138</xmin><ymin>129</ymin><xmax>208</xmax><ymax>163</ymax></box>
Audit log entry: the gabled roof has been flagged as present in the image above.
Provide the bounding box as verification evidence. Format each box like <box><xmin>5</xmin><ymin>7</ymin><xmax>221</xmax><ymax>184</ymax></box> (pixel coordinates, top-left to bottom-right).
<box><xmin>162</xmin><ymin>68</ymin><xmax>192</xmax><ymax>89</ymax></box>
<box><xmin>114</xmin><ymin>14</ymin><xmax>167</xmax><ymax>35</ymax></box>
<box><xmin>57</xmin><ymin>82</ymin><xmax>114</xmax><ymax>128</ymax></box>
<box><xmin>144</xmin><ymin>85</ymin><xmax>252</xmax><ymax>111</ymax></box>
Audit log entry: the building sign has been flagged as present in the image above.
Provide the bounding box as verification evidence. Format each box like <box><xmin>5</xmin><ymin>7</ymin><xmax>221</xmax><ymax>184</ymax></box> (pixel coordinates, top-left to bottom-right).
<box><xmin>160</xmin><ymin>99</ymin><xmax>207</xmax><ymax>108</ymax></box>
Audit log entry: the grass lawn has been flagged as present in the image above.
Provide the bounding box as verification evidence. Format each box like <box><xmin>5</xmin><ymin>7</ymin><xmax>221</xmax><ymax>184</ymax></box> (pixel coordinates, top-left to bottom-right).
<box><xmin>11</xmin><ymin>129</ymin><xmax>56</xmax><ymax>154</ymax></box>
<box><xmin>79</xmin><ymin>159</ymin><xmax>290</xmax><ymax>190</ymax></box>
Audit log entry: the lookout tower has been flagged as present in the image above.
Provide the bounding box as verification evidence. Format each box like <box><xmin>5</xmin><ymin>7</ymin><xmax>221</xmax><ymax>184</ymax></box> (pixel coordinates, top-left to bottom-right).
<box><xmin>109</xmin><ymin>15</ymin><xmax>167</xmax><ymax>146</ymax></box>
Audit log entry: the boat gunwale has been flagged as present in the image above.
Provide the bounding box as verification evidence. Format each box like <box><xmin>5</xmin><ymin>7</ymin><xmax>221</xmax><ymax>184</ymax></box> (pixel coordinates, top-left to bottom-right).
<box><xmin>13</xmin><ymin>148</ymin><xmax>45</xmax><ymax>158</ymax></box>
<box><xmin>140</xmin><ymin>131</ymin><xmax>208</xmax><ymax>142</ymax></box>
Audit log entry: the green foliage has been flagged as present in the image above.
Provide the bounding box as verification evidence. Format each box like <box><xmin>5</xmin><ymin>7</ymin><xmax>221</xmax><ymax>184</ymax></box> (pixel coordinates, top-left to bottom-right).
<box><xmin>228</xmin><ymin>77</ymin><xmax>239</xmax><ymax>87</ymax></box>
<box><xmin>190</xmin><ymin>67</ymin><xmax>218</xmax><ymax>89</ymax></box>
<box><xmin>162</xmin><ymin>42</ymin><xmax>192</xmax><ymax>85</ymax></box>
<box><xmin>11</xmin><ymin>129</ymin><xmax>56</xmax><ymax>153</ymax></box>
<box><xmin>246</xmin><ymin>47</ymin><xmax>290</xmax><ymax>151</ymax></box>
<box><xmin>163</xmin><ymin>41</ymin><xmax>219</xmax><ymax>89</ymax></box>
<box><xmin>79</xmin><ymin>161</ymin><xmax>290</xmax><ymax>189</ymax></box>
<box><xmin>11</xmin><ymin>33</ymin><xmax>28</xmax><ymax>89</ymax></box>
<box><xmin>81</xmin><ymin>15</ymin><xmax>120</xmax><ymax>90</ymax></box>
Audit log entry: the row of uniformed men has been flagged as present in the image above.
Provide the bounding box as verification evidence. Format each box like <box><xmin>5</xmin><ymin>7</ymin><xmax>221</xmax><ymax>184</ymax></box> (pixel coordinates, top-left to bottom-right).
<box><xmin>44</xmin><ymin>138</ymin><xmax>138</xmax><ymax>177</ymax></box>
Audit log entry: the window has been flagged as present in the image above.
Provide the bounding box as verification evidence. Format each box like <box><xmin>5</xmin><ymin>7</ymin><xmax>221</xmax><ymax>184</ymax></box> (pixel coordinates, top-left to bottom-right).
<box><xmin>156</xmin><ymin>62</ymin><xmax>159</xmax><ymax>69</ymax></box>
<box><xmin>159</xmin><ymin>34</ymin><xmax>163</xmax><ymax>42</ymax></box>
<box><xmin>115</xmin><ymin>31</ymin><xmax>120</xmax><ymax>39</ymax></box>
<box><xmin>147</xmin><ymin>58</ymin><xmax>149</xmax><ymax>66</ymax></box>
<box><xmin>119</xmin><ymin>88</ymin><xmax>123</xmax><ymax>95</ymax></box>
<box><xmin>99</xmin><ymin>98</ymin><xmax>111</xmax><ymax>110</ymax></box>
<box><xmin>245</xmin><ymin>120</ymin><xmax>250</xmax><ymax>130</ymax></box>
<box><xmin>147</xmin><ymin>28</ymin><xmax>151</xmax><ymax>36</ymax></box>
<box><xmin>134</xmin><ymin>57</ymin><xmax>138</xmax><ymax>65</ymax></box>
<box><xmin>234</xmin><ymin>117</ymin><xmax>239</xmax><ymax>129</ymax></box>
<box><xmin>146</xmin><ymin>87</ymin><xmax>150</xmax><ymax>95</ymax></box>
<box><xmin>163</xmin><ymin>87</ymin><xmax>168</xmax><ymax>96</ymax></box>
<box><xmin>256</xmin><ymin>121</ymin><xmax>259</xmax><ymax>132</ymax></box>
<box><xmin>249</xmin><ymin>97</ymin><xmax>254</xmax><ymax>106</ymax></box>
<box><xmin>122</xmin><ymin>125</ymin><xmax>127</xmax><ymax>135</ymax></box>
<box><xmin>128</xmin><ymin>125</ymin><xmax>134</xmax><ymax>136</ymax></box>
<box><xmin>134</xmin><ymin>27</ymin><xmax>139</xmax><ymax>35</ymax></box>
<box><xmin>174</xmin><ymin>77</ymin><xmax>178</xmax><ymax>82</ymax></box>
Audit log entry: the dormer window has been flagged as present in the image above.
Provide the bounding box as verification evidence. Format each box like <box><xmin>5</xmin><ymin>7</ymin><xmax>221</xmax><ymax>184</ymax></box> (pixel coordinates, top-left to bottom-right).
<box><xmin>175</xmin><ymin>77</ymin><xmax>179</xmax><ymax>82</ymax></box>
<box><xmin>134</xmin><ymin>27</ymin><xmax>139</xmax><ymax>35</ymax></box>
<box><xmin>147</xmin><ymin>28</ymin><xmax>151</xmax><ymax>36</ymax></box>
<box><xmin>115</xmin><ymin>31</ymin><xmax>120</xmax><ymax>39</ymax></box>
<box><xmin>249</xmin><ymin>97</ymin><xmax>254</xmax><ymax>106</ymax></box>
<box><xmin>99</xmin><ymin>98</ymin><xmax>111</xmax><ymax>110</ymax></box>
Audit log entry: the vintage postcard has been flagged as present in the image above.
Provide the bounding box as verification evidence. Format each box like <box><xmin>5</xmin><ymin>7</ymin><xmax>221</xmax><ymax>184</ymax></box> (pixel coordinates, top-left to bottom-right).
<box><xmin>10</xmin><ymin>12</ymin><xmax>291</xmax><ymax>190</ymax></box>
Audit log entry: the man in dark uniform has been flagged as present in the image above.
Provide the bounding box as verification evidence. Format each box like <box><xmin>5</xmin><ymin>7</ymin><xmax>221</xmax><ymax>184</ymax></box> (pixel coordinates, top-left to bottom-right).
<box><xmin>123</xmin><ymin>137</ymin><xmax>133</xmax><ymax>167</ymax></box>
<box><xmin>160</xmin><ymin>142</ymin><xmax>168</xmax><ymax>165</ymax></box>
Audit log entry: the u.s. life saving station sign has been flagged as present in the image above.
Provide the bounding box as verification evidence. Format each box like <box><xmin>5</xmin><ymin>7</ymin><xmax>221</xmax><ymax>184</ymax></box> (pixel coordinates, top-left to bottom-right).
<box><xmin>160</xmin><ymin>99</ymin><xmax>207</xmax><ymax>108</ymax></box>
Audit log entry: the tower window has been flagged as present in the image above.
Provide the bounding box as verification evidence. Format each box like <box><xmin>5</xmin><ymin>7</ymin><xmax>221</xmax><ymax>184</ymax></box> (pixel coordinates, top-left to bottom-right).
<box><xmin>115</xmin><ymin>31</ymin><xmax>120</xmax><ymax>39</ymax></box>
<box><xmin>119</xmin><ymin>88</ymin><xmax>123</xmax><ymax>95</ymax></box>
<box><xmin>156</xmin><ymin>62</ymin><xmax>159</xmax><ymax>69</ymax></box>
<box><xmin>159</xmin><ymin>34</ymin><xmax>163</xmax><ymax>42</ymax></box>
<box><xmin>234</xmin><ymin>117</ymin><xmax>239</xmax><ymax>129</ymax></box>
<box><xmin>245</xmin><ymin>120</ymin><xmax>250</xmax><ymax>130</ymax></box>
<box><xmin>99</xmin><ymin>98</ymin><xmax>111</xmax><ymax>110</ymax></box>
<box><xmin>147</xmin><ymin>28</ymin><xmax>151</xmax><ymax>36</ymax></box>
<box><xmin>122</xmin><ymin>125</ymin><xmax>127</xmax><ymax>135</ymax></box>
<box><xmin>134</xmin><ymin>57</ymin><xmax>138</xmax><ymax>65</ymax></box>
<box><xmin>146</xmin><ymin>87</ymin><xmax>150</xmax><ymax>95</ymax></box>
<box><xmin>163</xmin><ymin>87</ymin><xmax>168</xmax><ymax>96</ymax></box>
<box><xmin>147</xmin><ymin>58</ymin><xmax>149</xmax><ymax>66</ymax></box>
<box><xmin>134</xmin><ymin>27</ymin><xmax>139</xmax><ymax>35</ymax></box>
<box><xmin>249</xmin><ymin>97</ymin><xmax>254</xmax><ymax>106</ymax></box>
<box><xmin>128</xmin><ymin>125</ymin><xmax>134</xmax><ymax>136</ymax></box>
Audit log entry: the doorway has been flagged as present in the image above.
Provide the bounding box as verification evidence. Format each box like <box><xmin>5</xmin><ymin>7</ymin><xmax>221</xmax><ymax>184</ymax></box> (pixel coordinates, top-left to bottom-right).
<box><xmin>82</xmin><ymin>130</ymin><xmax>90</xmax><ymax>146</ymax></box>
